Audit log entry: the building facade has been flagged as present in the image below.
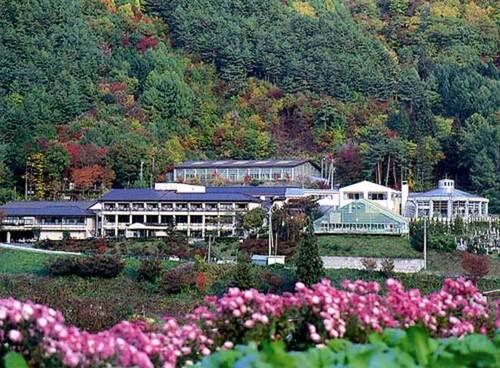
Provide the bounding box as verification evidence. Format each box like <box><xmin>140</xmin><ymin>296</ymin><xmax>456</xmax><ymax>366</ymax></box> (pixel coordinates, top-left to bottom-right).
<box><xmin>169</xmin><ymin>159</ymin><xmax>322</xmax><ymax>185</ymax></box>
<box><xmin>405</xmin><ymin>179</ymin><xmax>489</xmax><ymax>220</ymax></box>
<box><xmin>313</xmin><ymin>199</ymin><xmax>409</xmax><ymax>235</ymax></box>
<box><xmin>0</xmin><ymin>201</ymin><xmax>96</xmax><ymax>242</ymax></box>
<box><xmin>339</xmin><ymin>180</ymin><xmax>406</xmax><ymax>215</ymax></box>
<box><xmin>92</xmin><ymin>184</ymin><xmax>261</xmax><ymax>239</ymax></box>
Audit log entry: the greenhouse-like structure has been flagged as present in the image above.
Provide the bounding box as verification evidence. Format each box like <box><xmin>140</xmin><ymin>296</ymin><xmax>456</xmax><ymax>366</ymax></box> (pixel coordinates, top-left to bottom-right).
<box><xmin>313</xmin><ymin>199</ymin><xmax>409</xmax><ymax>235</ymax></box>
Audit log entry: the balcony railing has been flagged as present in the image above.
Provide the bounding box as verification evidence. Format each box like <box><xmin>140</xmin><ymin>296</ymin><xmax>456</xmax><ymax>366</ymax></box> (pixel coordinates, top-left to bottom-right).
<box><xmin>102</xmin><ymin>203</ymin><xmax>244</xmax><ymax>213</ymax></box>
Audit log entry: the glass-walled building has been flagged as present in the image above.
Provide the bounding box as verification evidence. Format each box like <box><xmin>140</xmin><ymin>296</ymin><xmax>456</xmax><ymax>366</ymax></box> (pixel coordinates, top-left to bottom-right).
<box><xmin>313</xmin><ymin>199</ymin><xmax>409</xmax><ymax>235</ymax></box>
<box><xmin>169</xmin><ymin>159</ymin><xmax>322</xmax><ymax>185</ymax></box>
<box><xmin>405</xmin><ymin>179</ymin><xmax>489</xmax><ymax>220</ymax></box>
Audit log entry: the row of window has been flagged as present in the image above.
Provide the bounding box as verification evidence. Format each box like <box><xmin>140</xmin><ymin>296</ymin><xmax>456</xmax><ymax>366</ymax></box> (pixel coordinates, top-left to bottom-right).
<box><xmin>103</xmin><ymin>203</ymin><xmax>246</xmax><ymax>211</ymax></box>
<box><xmin>415</xmin><ymin>200</ymin><xmax>487</xmax><ymax>216</ymax></box>
<box><xmin>177</xmin><ymin>167</ymin><xmax>309</xmax><ymax>181</ymax></box>
<box><xmin>343</xmin><ymin>192</ymin><xmax>391</xmax><ymax>200</ymax></box>
<box><xmin>103</xmin><ymin>215</ymin><xmax>235</xmax><ymax>225</ymax></box>
<box><xmin>2</xmin><ymin>216</ymin><xmax>86</xmax><ymax>225</ymax></box>
<box><xmin>317</xmin><ymin>223</ymin><xmax>402</xmax><ymax>232</ymax></box>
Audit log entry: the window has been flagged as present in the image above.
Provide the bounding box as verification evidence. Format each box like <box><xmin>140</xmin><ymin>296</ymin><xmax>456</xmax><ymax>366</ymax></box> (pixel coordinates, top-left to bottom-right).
<box><xmin>344</xmin><ymin>192</ymin><xmax>363</xmax><ymax>200</ymax></box>
<box><xmin>146</xmin><ymin>215</ymin><xmax>159</xmax><ymax>224</ymax></box>
<box><xmin>368</xmin><ymin>192</ymin><xmax>387</xmax><ymax>200</ymax></box>
<box><xmin>432</xmin><ymin>201</ymin><xmax>448</xmax><ymax>217</ymax></box>
<box><xmin>104</xmin><ymin>215</ymin><xmax>115</xmax><ymax>223</ymax></box>
<box><xmin>117</xmin><ymin>215</ymin><xmax>129</xmax><ymax>224</ymax></box>
<box><xmin>176</xmin><ymin>215</ymin><xmax>188</xmax><ymax>224</ymax></box>
<box><xmin>452</xmin><ymin>201</ymin><xmax>466</xmax><ymax>216</ymax></box>
<box><xmin>132</xmin><ymin>215</ymin><xmax>143</xmax><ymax>223</ymax></box>
<box><xmin>190</xmin><ymin>215</ymin><xmax>203</xmax><ymax>224</ymax></box>
<box><xmin>249</xmin><ymin>168</ymin><xmax>260</xmax><ymax>180</ymax></box>
<box><xmin>160</xmin><ymin>215</ymin><xmax>174</xmax><ymax>225</ymax></box>
<box><xmin>468</xmin><ymin>202</ymin><xmax>480</xmax><ymax>215</ymax></box>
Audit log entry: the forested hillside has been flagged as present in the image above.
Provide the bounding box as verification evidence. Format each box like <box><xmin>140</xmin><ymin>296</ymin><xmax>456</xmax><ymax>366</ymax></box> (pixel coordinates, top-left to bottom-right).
<box><xmin>0</xmin><ymin>0</ymin><xmax>498</xmax><ymax>210</ymax></box>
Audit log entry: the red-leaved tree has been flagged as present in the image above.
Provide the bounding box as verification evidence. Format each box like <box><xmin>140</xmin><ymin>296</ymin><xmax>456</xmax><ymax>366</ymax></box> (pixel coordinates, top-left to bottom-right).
<box><xmin>462</xmin><ymin>252</ymin><xmax>490</xmax><ymax>281</ymax></box>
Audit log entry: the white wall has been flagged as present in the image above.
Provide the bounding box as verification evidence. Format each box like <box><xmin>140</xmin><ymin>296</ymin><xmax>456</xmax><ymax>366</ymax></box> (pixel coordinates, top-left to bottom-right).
<box><xmin>339</xmin><ymin>181</ymin><xmax>401</xmax><ymax>213</ymax></box>
<box><xmin>154</xmin><ymin>183</ymin><xmax>206</xmax><ymax>192</ymax></box>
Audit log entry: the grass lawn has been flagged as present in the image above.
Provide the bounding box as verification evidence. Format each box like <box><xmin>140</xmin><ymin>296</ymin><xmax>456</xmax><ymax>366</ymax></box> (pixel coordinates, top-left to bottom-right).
<box><xmin>0</xmin><ymin>249</ymin><xmax>55</xmax><ymax>275</ymax></box>
<box><xmin>0</xmin><ymin>248</ymin><xmax>179</xmax><ymax>277</ymax></box>
<box><xmin>317</xmin><ymin>235</ymin><xmax>420</xmax><ymax>258</ymax></box>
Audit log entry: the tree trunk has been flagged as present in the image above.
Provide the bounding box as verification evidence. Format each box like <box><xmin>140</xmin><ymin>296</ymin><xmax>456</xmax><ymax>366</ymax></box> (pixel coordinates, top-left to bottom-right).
<box><xmin>385</xmin><ymin>155</ymin><xmax>391</xmax><ymax>187</ymax></box>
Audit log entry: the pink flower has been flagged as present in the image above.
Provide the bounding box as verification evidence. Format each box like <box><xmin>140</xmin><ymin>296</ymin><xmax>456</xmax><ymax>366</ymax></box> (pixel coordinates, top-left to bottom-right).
<box><xmin>7</xmin><ymin>329</ymin><xmax>22</xmax><ymax>342</ymax></box>
<box><xmin>223</xmin><ymin>341</ymin><xmax>234</xmax><ymax>349</ymax></box>
<box><xmin>244</xmin><ymin>320</ymin><xmax>255</xmax><ymax>328</ymax></box>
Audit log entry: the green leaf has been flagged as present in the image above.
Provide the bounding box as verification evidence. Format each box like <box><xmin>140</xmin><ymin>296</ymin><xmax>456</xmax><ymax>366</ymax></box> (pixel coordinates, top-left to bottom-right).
<box><xmin>406</xmin><ymin>326</ymin><xmax>432</xmax><ymax>366</ymax></box>
<box><xmin>3</xmin><ymin>352</ymin><xmax>29</xmax><ymax>368</ymax></box>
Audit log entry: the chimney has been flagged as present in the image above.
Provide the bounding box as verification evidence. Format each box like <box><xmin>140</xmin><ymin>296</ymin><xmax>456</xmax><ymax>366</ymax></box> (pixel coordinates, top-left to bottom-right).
<box><xmin>401</xmin><ymin>181</ymin><xmax>409</xmax><ymax>215</ymax></box>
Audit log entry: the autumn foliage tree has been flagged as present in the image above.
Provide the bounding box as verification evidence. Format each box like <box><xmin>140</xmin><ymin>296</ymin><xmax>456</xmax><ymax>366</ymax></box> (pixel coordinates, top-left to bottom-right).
<box><xmin>461</xmin><ymin>252</ymin><xmax>490</xmax><ymax>282</ymax></box>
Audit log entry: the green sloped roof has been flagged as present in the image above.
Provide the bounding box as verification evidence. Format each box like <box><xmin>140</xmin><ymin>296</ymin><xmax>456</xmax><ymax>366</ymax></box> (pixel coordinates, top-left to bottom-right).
<box><xmin>315</xmin><ymin>199</ymin><xmax>408</xmax><ymax>225</ymax></box>
<box><xmin>358</xmin><ymin>199</ymin><xmax>407</xmax><ymax>223</ymax></box>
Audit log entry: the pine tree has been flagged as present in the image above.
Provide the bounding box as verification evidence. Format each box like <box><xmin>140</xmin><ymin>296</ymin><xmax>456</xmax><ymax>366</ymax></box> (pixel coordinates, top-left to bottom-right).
<box><xmin>295</xmin><ymin>222</ymin><xmax>323</xmax><ymax>286</ymax></box>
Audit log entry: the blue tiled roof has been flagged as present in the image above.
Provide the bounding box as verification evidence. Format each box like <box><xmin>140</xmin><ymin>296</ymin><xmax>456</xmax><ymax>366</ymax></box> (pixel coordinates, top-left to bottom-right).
<box><xmin>100</xmin><ymin>189</ymin><xmax>260</xmax><ymax>202</ymax></box>
<box><xmin>409</xmin><ymin>188</ymin><xmax>486</xmax><ymax>199</ymax></box>
<box><xmin>1</xmin><ymin>201</ymin><xmax>95</xmax><ymax>216</ymax></box>
<box><xmin>206</xmin><ymin>186</ymin><xmax>289</xmax><ymax>197</ymax></box>
<box><xmin>175</xmin><ymin>159</ymin><xmax>318</xmax><ymax>169</ymax></box>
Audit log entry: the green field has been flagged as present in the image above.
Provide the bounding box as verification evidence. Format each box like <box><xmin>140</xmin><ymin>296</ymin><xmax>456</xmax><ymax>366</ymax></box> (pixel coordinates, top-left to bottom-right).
<box><xmin>0</xmin><ymin>248</ymin><xmax>179</xmax><ymax>277</ymax></box>
<box><xmin>0</xmin><ymin>249</ymin><xmax>54</xmax><ymax>275</ymax></box>
<box><xmin>317</xmin><ymin>235</ymin><xmax>420</xmax><ymax>258</ymax></box>
<box><xmin>0</xmin><ymin>248</ymin><xmax>194</xmax><ymax>331</ymax></box>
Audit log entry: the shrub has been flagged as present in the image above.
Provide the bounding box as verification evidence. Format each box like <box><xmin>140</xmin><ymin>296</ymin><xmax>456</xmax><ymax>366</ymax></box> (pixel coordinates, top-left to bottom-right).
<box><xmin>45</xmin><ymin>255</ymin><xmax>124</xmax><ymax>278</ymax></box>
<box><xmin>361</xmin><ymin>258</ymin><xmax>377</xmax><ymax>271</ymax></box>
<box><xmin>260</xmin><ymin>270</ymin><xmax>284</xmax><ymax>293</ymax></box>
<box><xmin>380</xmin><ymin>258</ymin><xmax>395</xmax><ymax>276</ymax></box>
<box><xmin>410</xmin><ymin>220</ymin><xmax>457</xmax><ymax>252</ymax></box>
<box><xmin>162</xmin><ymin>263</ymin><xmax>195</xmax><ymax>293</ymax></box>
<box><xmin>231</xmin><ymin>255</ymin><xmax>258</xmax><ymax>290</ymax></box>
<box><xmin>137</xmin><ymin>258</ymin><xmax>162</xmax><ymax>282</ymax></box>
<box><xmin>462</xmin><ymin>252</ymin><xmax>491</xmax><ymax>281</ymax></box>
<box><xmin>195</xmin><ymin>272</ymin><xmax>209</xmax><ymax>293</ymax></box>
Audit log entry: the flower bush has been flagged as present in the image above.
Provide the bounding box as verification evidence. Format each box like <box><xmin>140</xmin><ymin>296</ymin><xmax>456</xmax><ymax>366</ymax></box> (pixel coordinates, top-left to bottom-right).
<box><xmin>0</xmin><ymin>278</ymin><xmax>497</xmax><ymax>367</ymax></box>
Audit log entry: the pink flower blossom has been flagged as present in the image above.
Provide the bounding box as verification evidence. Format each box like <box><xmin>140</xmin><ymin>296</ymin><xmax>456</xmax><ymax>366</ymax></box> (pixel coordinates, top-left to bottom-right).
<box><xmin>0</xmin><ymin>278</ymin><xmax>495</xmax><ymax>367</ymax></box>
<box><xmin>8</xmin><ymin>329</ymin><xmax>22</xmax><ymax>342</ymax></box>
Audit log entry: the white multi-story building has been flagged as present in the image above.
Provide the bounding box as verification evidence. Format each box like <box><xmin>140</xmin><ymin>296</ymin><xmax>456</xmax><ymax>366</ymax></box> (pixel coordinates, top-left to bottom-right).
<box><xmin>0</xmin><ymin>201</ymin><xmax>96</xmax><ymax>242</ymax></box>
<box><xmin>90</xmin><ymin>184</ymin><xmax>261</xmax><ymax>239</ymax></box>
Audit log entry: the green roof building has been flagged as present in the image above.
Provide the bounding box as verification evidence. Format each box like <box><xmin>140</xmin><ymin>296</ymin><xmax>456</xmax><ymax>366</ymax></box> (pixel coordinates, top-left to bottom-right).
<box><xmin>313</xmin><ymin>199</ymin><xmax>409</xmax><ymax>236</ymax></box>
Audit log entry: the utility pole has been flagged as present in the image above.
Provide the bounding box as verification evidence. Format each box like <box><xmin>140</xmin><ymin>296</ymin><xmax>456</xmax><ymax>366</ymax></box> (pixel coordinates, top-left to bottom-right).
<box><xmin>207</xmin><ymin>234</ymin><xmax>212</xmax><ymax>263</ymax></box>
<box><xmin>423</xmin><ymin>217</ymin><xmax>427</xmax><ymax>270</ymax></box>
<box><xmin>268</xmin><ymin>205</ymin><xmax>273</xmax><ymax>257</ymax></box>
<box><xmin>24</xmin><ymin>170</ymin><xmax>28</xmax><ymax>200</ymax></box>
<box><xmin>139</xmin><ymin>160</ymin><xmax>144</xmax><ymax>184</ymax></box>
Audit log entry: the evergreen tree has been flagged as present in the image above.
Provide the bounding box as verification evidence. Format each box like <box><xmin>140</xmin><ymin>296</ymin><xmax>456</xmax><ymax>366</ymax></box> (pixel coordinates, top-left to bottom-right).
<box><xmin>295</xmin><ymin>222</ymin><xmax>323</xmax><ymax>286</ymax></box>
